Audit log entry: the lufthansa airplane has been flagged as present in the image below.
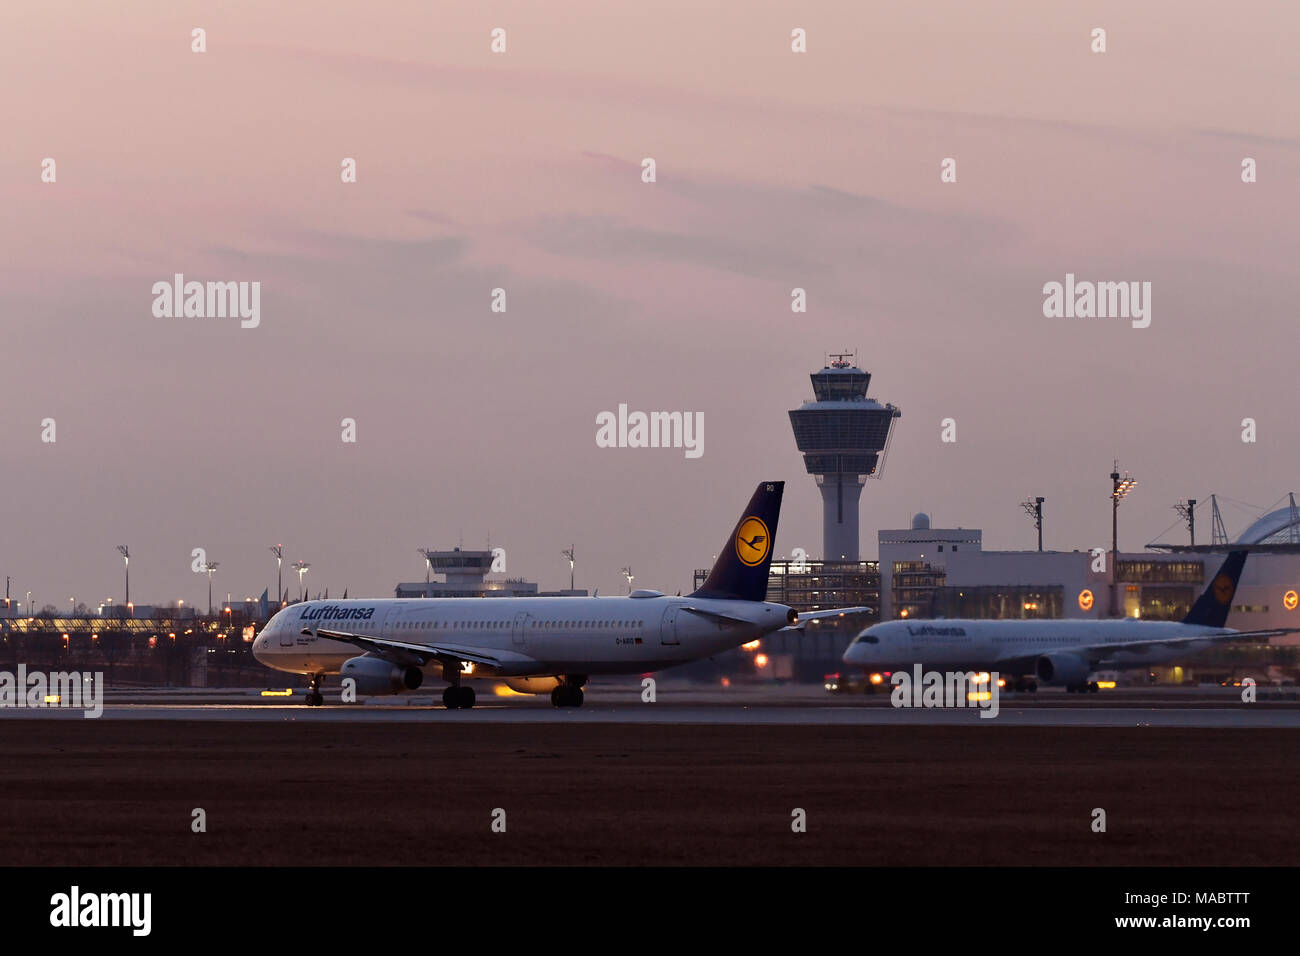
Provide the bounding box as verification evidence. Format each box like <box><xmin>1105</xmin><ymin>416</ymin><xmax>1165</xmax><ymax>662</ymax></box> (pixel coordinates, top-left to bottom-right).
<box><xmin>843</xmin><ymin>550</ymin><xmax>1297</xmax><ymax>692</ymax></box>
<box><xmin>253</xmin><ymin>481</ymin><xmax>865</xmax><ymax>707</ymax></box>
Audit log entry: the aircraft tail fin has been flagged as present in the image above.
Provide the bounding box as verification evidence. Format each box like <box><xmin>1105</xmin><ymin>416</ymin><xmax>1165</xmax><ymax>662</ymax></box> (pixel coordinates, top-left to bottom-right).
<box><xmin>689</xmin><ymin>481</ymin><xmax>783</xmax><ymax>603</ymax></box>
<box><xmin>1182</xmin><ymin>550</ymin><xmax>1248</xmax><ymax>628</ymax></box>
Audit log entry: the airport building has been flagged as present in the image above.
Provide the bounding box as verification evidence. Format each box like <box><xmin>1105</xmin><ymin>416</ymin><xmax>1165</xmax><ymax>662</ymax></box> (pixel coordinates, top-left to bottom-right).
<box><xmin>395</xmin><ymin>548</ymin><xmax>586</xmax><ymax>599</ymax></box>
<box><xmin>879</xmin><ymin>510</ymin><xmax>1300</xmax><ymax>645</ymax></box>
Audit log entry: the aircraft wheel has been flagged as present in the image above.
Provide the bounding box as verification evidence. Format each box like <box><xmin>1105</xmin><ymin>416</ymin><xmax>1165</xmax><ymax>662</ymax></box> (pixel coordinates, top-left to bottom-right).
<box><xmin>459</xmin><ymin>686</ymin><xmax>476</xmax><ymax>709</ymax></box>
<box><xmin>443</xmin><ymin>686</ymin><xmax>460</xmax><ymax>709</ymax></box>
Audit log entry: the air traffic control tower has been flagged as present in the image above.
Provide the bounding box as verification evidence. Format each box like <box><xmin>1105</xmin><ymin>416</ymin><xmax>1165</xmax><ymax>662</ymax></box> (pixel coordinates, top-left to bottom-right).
<box><xmin>788</xmin><ymin>353</ymin><xmax>900</xmax><ymax>561</ymax></box>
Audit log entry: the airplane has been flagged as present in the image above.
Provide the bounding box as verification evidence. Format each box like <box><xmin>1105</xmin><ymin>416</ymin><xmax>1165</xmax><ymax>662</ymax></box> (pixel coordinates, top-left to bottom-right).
<box><xmin>253</xmin><ymin>480</ymin><xmax>867</xmax><ymax>708</ymax></box>
<box><xmin>843</xmin><ymin>550</ymin><xmax>1297</xmax><ymax>692</ymax></box>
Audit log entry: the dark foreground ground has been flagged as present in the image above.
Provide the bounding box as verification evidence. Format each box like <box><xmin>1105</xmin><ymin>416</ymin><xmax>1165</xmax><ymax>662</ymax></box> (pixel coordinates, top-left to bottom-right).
<box><xmin>2</xmin><ymin>721</ymin><xmax>1294</xmax><ymax>865</ymax></box>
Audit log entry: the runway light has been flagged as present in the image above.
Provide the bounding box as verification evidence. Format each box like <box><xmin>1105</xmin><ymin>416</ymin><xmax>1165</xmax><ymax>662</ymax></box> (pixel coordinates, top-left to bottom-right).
<box><xmin>972</xmin><ymin>672</ymin><xmax>991</xmax><ymax>684</ymax></box>
<box><xmin>44</xmin><ymin>695</ymin><xmax>61</xmax><ymax>704</ymax></box>
<box><xmin>967</xmin><ymin>691</ymin><xmax>992</xmax><ymax>702</ymax></box>
<box><xmin>1096</xmin><ymin>681</ymin><xmax>1117</xmax><ymax>689</ymax></box>
<box><xmin>260</xmin><ymin>689</ymin><xmax>293</xmax><ymax>697</ymax></box>
<box><xmin>720</xmin><ymin>677</ymin><xmax>731</xmax><ymax>688</ymax></box>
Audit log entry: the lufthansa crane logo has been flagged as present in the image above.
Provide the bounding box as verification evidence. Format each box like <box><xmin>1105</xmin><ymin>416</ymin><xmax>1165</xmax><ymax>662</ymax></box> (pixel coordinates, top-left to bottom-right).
<box><xmin>1212</xmin><ymin>574</ymin><xmax>1235</xmax><ymax>605</ymax></box>
<box><xmin>735</xmin><ymin>516</ymin><xmax>771</xmax><ymax>567</ymax></box>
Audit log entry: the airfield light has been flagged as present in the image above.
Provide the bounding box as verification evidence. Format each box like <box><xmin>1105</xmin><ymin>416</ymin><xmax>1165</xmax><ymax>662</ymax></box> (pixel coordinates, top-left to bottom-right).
<box><xmin>900</xmin><ymin>609</ymin><xmax>909</xmax><ymax>618</ymax></box>
<box><xmin>754</xmin><ymin>654</ymin><xmax>769</xmax><ymax>668</ymax></box>
<box><xmin>869</xmin><ymin>673</ymin><xmax>884</xmax><ymax>685</ymax></box>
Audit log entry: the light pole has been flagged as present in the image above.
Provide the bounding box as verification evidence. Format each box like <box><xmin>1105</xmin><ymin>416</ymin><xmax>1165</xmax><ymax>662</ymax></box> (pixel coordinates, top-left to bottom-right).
<box><xmin>204</xmin><ymin>562</ymin><xmax>220</xmax><ymax>616</ymax></box>
<box><xmin>270</xmin><ymin>545</ymin><xmax>283</xmax><ymax>608</ymax></box>
<box><xmin>1021</xmin><ymin>497</ymin><xmax>1044</xmax><ymax>552</ymax></box>
<box><xmin>292</xmin><ymin>561</ymin><xmax>311</xmax><ymax>602</ymax></box>
<box><xmin>117</xmin><ymin>545</ymin><xmax>130</xmax><ymax>606</ymax></box>
<box><xmin>1110</xmin><ymin>462</ymin><xmax>1137</xmax><ymax>617</ymax></box>
<box><xmin>1174</xmin><ymin>499</ymin><xmax>1197</xmax><ymax>546</ymax></box>
<box><xmin>562</xmin><ymin>545</ymin><xmax>575</xmax><ymax>591</ymax></box>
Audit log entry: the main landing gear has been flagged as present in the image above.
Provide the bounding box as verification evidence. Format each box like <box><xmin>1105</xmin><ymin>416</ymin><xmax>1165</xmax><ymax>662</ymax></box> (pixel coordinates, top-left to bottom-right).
<box><xmin>442</xmin><ymin>685</ymin><xmax>476</xmax><ymax>709</ymax></box>
<box><xmin>551</xmin><ymin>675</ymin><xmax>587</xmax><ymax>708</ymax></box>
<box><xmin>305</xmin><ymin>673</ymin><xmax>325</xmax><ymax>707</ymax></box>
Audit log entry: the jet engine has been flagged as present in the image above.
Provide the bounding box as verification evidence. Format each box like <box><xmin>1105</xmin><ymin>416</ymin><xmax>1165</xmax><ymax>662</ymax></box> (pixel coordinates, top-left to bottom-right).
<box><xmin>340</xmin><ymin>656</ymin><xmax>424</xmax><ymax>695</ymax></box>
<box><xmin>503</xmin><ymin>677</ymin><xmax>562</xmax><ymax>694</ymax></box>
<box><xmin>1034</xmin><ymin>652</ymin><xmax>1090</xmax><ymax>686</ymax></box>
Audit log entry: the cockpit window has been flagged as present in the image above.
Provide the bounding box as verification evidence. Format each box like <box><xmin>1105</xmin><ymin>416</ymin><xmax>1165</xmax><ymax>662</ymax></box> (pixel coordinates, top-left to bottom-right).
<box><xmin>856</xmin><ymin>634</ymin><xmax>879</xmax><ymax>644</ymax></box>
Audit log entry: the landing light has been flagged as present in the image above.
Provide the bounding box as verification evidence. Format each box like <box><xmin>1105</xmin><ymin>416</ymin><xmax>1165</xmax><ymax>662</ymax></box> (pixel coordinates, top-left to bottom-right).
<box><xmin>741</xmin><ymin>640</ymin><xmax>760</xmax><ymax>651</ymax></box>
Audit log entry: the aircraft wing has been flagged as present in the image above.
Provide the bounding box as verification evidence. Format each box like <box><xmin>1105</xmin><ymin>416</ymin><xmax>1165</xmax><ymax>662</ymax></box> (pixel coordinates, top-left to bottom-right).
<box><xmin>1077</xmin><ymin>627</ymin><xmax>1300</xmax><ymax>661</ymax></box>
<box><xmin>780</xmin><ymin>607</ymin><xmax>874</xmax><ymax>632</ymax></box>
<box><xmin>303</xmin><ymin>627</ymin><xmax>502</xmax><ymax>668</ymax></box>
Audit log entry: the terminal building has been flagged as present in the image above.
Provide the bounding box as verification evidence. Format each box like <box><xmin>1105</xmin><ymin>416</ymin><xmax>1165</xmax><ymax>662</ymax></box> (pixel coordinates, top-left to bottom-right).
<box><xmin>879</xmin><ymin>510</ymin><xmax>1300</xmax><ymax>645</ymax></box>
<box><xmin>395</xmin><ymin>548</ymin><xmax>586</xmax><ymax>599</ymax></box>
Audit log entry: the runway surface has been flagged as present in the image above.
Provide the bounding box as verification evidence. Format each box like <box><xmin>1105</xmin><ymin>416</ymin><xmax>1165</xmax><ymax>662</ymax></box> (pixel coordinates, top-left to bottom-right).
<box><xmin>6</xmin><ymin>702</ymin><xmax>1300</xmax><ymax>727</ymax></box>
<box><xmin>3</xmin><ymin>718</ymin><xmax>1296</xmax><ymax>866</ymax></box>
<box><xmin>3</xmin><ymin>682</ymin><xmax>1298</xmax><ymax>727</ymax></box>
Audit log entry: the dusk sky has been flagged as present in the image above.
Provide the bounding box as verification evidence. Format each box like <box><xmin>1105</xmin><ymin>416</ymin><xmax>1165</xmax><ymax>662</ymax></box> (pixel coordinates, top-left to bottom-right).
<box><xmin>2</xmin><ymin>1</ymin><xmax>1297</xmax><ymax>609</ymax></box>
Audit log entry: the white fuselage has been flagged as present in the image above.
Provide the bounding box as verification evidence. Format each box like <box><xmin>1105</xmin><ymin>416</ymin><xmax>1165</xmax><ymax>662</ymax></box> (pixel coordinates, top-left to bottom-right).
<box><xmin>844</xmin><ymin>618</ymin><xmax>1232</xmax><ymax>675</ymax></box>
<box><xmin>253</xmin><ymin>595</ymin><xmax>794</xmax><ymax>678</ymax></box>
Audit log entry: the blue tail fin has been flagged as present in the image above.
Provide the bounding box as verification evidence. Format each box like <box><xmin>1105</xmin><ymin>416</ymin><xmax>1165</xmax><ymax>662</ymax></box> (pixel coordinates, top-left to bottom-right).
<box><xmin>1182</xmin><ymin>550</ymin><xmax>1248</xmax><ymax>628</ymax></box>
<box><xmin>690</xmin><ymin>481</ymin><xmax>783</xmax><ymax>603</ymax></box>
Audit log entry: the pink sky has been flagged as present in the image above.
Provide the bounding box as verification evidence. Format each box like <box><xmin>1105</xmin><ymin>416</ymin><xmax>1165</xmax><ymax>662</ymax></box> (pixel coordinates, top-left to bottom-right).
<box><xmin>1</xmin><ymin>1</ymin><xmax>1297</xmax><ymax>607</ymax></box>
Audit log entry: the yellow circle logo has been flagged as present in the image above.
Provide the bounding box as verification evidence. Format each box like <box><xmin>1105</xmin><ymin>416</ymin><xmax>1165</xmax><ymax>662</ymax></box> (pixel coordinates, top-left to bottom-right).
<box><xmin>1078</xmin><ymin>589</ymin><xmax>1094</xmax><ymax>612</ymax></box>
<box><xmin>1212</xmin><ymin>574</ymin><xmax>1234</xmax><ymax>605</ymax></box>
<box><xmin>735</xmin><ymin>516</ymin><xmax>771</xmax><ymax>567</ymax></box>
<box><xmin>1284</xmin><ymin>589</ymin><xmax>1298</xmax><ymax>611</ymax></box>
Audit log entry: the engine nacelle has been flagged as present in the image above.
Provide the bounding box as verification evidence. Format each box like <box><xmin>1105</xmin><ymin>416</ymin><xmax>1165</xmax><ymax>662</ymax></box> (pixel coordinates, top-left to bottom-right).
<box><xmin>340</xmin><ymin>656</ymin><xmax>424</xmax><ymax>695</ymax></box>
<box><xmin>1035</xmin><ymin>652</ymin><xmax>1090</xmax><ymax>686</ymax></box>
<box><xmin>503</xmin><ymin>676</ymin><xmax>561</xmax><ymax>695</ymax></box>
